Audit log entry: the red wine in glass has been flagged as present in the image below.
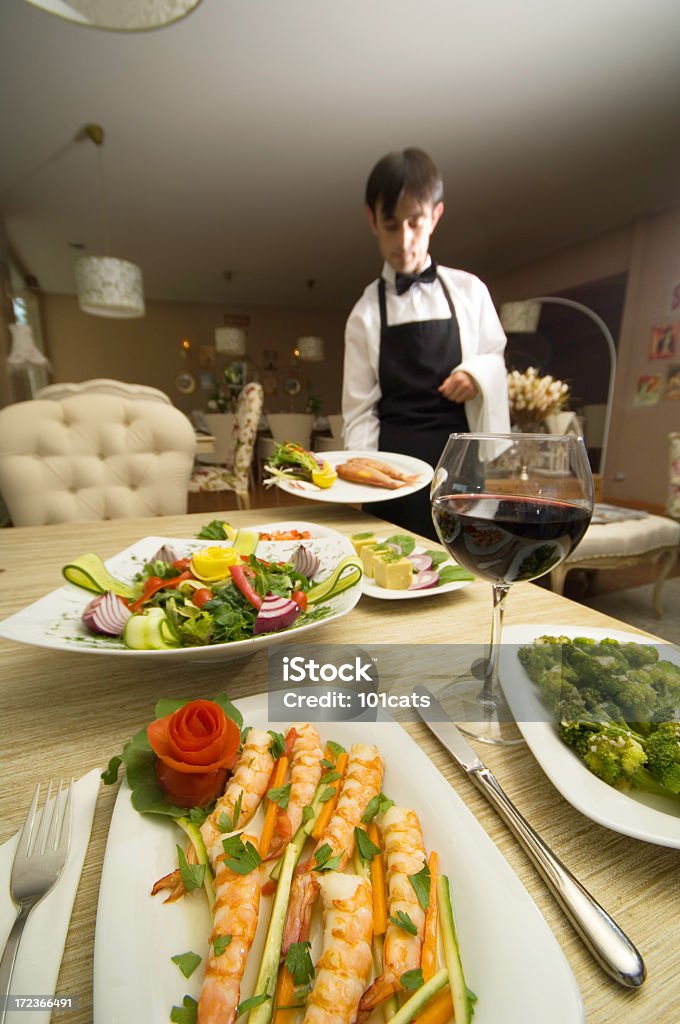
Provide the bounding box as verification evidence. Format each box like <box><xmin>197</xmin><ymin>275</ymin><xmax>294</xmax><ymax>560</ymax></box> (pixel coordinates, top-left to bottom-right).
<box><xmin>430</xmin><ymin>433</ymin><xmax>594</xmax><ymax>745</ymax></box>
<box><xmin>431</xmin><ymin>493</ymin><xmax>591</xmax><ymax>585</ymax></box>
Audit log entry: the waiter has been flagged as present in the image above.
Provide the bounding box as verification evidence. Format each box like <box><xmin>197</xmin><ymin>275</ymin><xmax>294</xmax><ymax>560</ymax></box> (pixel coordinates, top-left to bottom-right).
<box><xmin>342</xmin><ymin>147</ymin><xmax>510</xmax><ymax>540</ymax></box>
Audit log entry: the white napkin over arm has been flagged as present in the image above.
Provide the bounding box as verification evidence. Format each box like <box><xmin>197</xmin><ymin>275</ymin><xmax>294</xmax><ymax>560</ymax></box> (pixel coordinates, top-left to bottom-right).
<box><xmin>0</xmin><ymin>769</ymin><xmax>100</xmax><ymax>1024</ymax></box>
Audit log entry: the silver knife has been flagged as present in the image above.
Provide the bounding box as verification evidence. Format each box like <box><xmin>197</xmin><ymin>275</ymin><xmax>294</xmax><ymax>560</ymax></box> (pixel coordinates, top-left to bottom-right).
<box><xmin>413</xmin><ymin>685</ymin><xmax>646</xmax><ymax>989</ymax></box>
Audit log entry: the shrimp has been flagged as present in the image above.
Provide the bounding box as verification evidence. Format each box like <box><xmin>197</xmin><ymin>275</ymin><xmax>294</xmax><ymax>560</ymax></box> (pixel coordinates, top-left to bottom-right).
<box><xmin>282</xmin><ymin>744</ymin><xmax>384</xmax><ymax>954</ymax></box>
<box><xmin>359</xmin><ymin>806</ymin><xmax>427</xmax><ymax>1011</ymax></box>
<box><xmin>201</xmin><ymin>727</ymin><xmax>275</xmax><ymax>860</ymax></box>
<box><xmin>269</xmin><ymin>723</ymin><xmax>324</xmax><ymax>857</ymax></box>
<box><xmin>197</xmin><ymin>833</ymin><xmax>261</xmax><ymax>1024</ymax></box>
<box><xmin>302</xmin><ymin>873</ymin><xmax>373</xmax><ymax>1024</ymax></box>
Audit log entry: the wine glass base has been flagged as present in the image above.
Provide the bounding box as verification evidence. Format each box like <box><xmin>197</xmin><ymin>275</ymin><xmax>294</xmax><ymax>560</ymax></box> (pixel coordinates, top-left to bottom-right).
<box><xmin>437</xmin><ymin>677</ymin><xmax>525</xmax><ymax>747</ymax></box>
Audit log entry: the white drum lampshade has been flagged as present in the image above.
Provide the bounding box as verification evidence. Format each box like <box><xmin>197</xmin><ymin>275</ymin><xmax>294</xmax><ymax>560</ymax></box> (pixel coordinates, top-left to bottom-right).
<box><xmin>75</xmin><ymin>256</ymin><xmax>145</xmax><ymax>318</ymax></box>
<box><xmin>215</xmin><ymin>327</ymin><xmax>247</xmax><ymax>356</ymax></box>
<box><xmin>499</xmin><ymin>301</ymin><xmax>541</xmax><ymax>333</ymax></box>
<box><xmin>296</xmin><ymin>336</ymin><xmax>324</xmax><ymax>362</ymax></box>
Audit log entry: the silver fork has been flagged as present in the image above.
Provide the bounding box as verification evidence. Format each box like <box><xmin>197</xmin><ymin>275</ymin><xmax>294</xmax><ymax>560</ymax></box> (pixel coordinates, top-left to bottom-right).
<box><xmin>0</xmin><ymin>781</ymin><xmax>72</xmax><ymax>1023</ymax></box>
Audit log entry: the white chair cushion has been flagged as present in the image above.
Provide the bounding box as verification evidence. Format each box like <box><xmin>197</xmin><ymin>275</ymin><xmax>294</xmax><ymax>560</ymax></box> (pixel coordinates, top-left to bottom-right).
<box><xmin>0</xmin><ymin>396</ymin><xmax>196</xmax><ymax>526</ymax></box>
<box><xmin>566</xmin><ymin>513</ymin><xmax>680</xmax><ymax>562</ymax></box>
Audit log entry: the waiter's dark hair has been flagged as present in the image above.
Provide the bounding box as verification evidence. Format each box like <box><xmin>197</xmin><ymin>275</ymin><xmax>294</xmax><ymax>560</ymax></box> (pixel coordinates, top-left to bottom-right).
<box><xmin>365</xmin><ymin>147</ymin><xmax>444</xmax><ymax>218</ymax></box>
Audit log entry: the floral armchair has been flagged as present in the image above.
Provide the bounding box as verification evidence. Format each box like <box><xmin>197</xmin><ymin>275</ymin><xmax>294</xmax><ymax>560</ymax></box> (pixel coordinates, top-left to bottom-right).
<box><xmin>189</xmin><ymin>382</ymin><xmax>264</xmax><ymax>509</ymax></box>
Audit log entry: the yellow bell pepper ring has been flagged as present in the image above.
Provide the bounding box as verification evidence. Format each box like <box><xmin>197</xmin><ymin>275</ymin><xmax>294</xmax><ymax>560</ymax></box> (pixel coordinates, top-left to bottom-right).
<box><xmin>312</xmin><ymin>462</ymin><xmax>337</xmax><ymax>489</ymax></box>
<box><xmin>190</xmin><ymin>546</ymin><xmax>240</xmax><ymax>582</ymax></box>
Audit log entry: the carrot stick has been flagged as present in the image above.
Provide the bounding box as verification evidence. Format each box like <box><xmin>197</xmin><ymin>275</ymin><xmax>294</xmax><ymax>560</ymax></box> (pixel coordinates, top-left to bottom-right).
<box><xmin>272</xmin><ymin>963</ymin><xmax>298</xmax><ymax>1024</ymax></box>
<box><xmin>311</xmin><ymin>751</ymin><xmax>348</xmax><ymax>839</ymax></box>
<box><xmin>368</xmin><ymin>822</ymin><xmax>387</xmax><ymax>935</ymax></box>
<box><xmin>414</xmin><ymin>986</ymin><xmax>454</xmax><ymax>1024</ymax></box>
<box><xmin>421</xmin><ymin>850</ymin><xmax>439</xmax><ymax>981</ymax></box>
<box><xmin>259</xmin><ymin>755</ymin><xmax>289</xmax><ymax>857</ymax></box>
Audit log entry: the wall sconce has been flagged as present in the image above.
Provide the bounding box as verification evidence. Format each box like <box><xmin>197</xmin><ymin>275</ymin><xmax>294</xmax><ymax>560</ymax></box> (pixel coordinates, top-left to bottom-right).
<box><xmin>499</xmin><ymin>297</ymin><xmax>617</xmax><ymax>476</ymax></box>
<box><xmin>180</xmin><ymin>338</ymin><xmax>192</xmax><ymax>356</ymax></box>
<box><xmin>294</xmin><ymin>336</ymin><xmax>325</xmax><ymax>363</ymax></box>
<box><xmin>214</xmin><ymin>326</ymin><xmax>247</xmax><ymax>357</ymax></box>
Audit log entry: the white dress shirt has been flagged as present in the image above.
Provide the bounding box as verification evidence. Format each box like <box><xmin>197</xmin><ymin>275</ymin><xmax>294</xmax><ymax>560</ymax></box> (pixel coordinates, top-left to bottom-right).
<box><xmin>342</xmin><ymin>260</ymin><xmax>510</xmax><ymax>450</ymax></box>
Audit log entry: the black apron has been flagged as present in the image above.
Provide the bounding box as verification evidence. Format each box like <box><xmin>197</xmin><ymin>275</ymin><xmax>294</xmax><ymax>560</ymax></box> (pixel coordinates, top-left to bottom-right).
<box><xmin>366</xmin><ymin>275</ymin><xmax>469</xmax><ymax>541</ymax></box>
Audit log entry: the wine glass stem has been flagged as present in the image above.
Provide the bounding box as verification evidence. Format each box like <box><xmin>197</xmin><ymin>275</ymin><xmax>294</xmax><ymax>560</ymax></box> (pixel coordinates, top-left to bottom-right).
<box><xmin>482</xmin><ymin>584</ymin><xmax>510</xmax><ymax>708</ymax></box>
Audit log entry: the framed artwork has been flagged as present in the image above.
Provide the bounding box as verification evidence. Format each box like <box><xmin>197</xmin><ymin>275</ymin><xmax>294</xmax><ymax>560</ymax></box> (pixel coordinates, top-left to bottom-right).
<box><xmin>633</xmin><ymin>373</ymin><xmax>662</xmax><ymax>406</ymax></box>
<box><xmin>663</xmin><ymin>365</ymin><xmax>680</xmax><ymax>401</ymax></box>
<box><xmin>175</xmin><ymin>372</ymin><xmax>196</xmax><ymax>395</ymax></box>
<box><xmin>648</xmin><ymin>323</ymin><xmax>679</xmax><ymax>360</ymax></box>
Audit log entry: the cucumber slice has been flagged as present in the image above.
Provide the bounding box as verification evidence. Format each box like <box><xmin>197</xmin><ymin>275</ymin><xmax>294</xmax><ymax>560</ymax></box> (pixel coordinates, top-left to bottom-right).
<box><xmin>438</xmin><ymin>874</ymin><xmax>473</xmax><ymax>1024</ymax></box>
<box><xmin>123</xmin><ymin>609</ymin><xmax>180</xmax><ymax>650</ymax></box>
<box><xmin>306</xmin><ymin>556</ymin><xmax>362</xmax><ymax>605</ymax></box>
<box><xmin>248</xmin><ymin>842</ymin><xmax>299</xmax><ymax>1024</ymax></box>
<box><xmin>234</xmin><ymin>528</ymin><xmax>258</xmax><ymax>556</ymax></box>
<box><xmin>177</xmin><ymin>816</ymin><xmax>215</xmax><ymax>907</ymax></box>
<box><xmin>383</xmin><ymin>967</ymin><xmax>449</xmax><ymax>1024</ymax></box>
<box><xmin>62</xmin><ymin>553</ymin><xmax>136</xmax><ymax>598</ymax></box>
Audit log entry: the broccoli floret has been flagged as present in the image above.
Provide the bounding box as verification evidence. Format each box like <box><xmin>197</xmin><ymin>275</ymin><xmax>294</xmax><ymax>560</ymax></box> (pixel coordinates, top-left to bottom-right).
<box><xmin>646</xmin><ymin>660</ymin><xmax>680</xmax><ymax>715</ymax></box>
<box><xmin>598</xmin><ymin>668</ymin><xmax>658</xmax><ymax>724</ymax></box>
<box><xmin>645</xmin><ymin>722</ymin><xmax>680</xmax><ymax>794</ymax></box>
<box><xmin>618</xmin><ymin>642</ymin><xmax>660</xmax><ymax>668</ymax></box>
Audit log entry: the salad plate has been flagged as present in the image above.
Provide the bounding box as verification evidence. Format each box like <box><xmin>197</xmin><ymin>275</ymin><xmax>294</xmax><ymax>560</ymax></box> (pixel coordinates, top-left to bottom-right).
<box><xmin>362</xmin><ymin>545</ymin><xmax>473</xmax><ymax>601</ymax></box>
<box><xmin>0</xmin><ymin>521</ymin><xmax>360</xmax><ymax>662</ymax></box>
<box><xmin>93</xmin><ymin>693</ymin><xmax>583</xmax><ymax>1023</ymax></box>
<box><xmin>501</xmin><ymin>624</ymin><xmax>680</xmax><ymax>847</ymax></box>
<box><xmin>271</xmin><ymin>449</ymin><xmax>434</xmax><ymax>504</ymax></box>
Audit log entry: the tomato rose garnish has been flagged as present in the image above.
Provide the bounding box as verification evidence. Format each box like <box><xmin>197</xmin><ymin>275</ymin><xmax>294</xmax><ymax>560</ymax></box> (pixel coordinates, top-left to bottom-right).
<box><xmin>147</xmin><ymin>699</ymin><xmax>240</xmax><ymax>807</ymax></box>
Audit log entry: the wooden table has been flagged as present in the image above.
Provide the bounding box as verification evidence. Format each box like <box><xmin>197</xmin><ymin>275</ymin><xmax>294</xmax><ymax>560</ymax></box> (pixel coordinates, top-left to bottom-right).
<box><xmin>0</xmin><ymin>504</ymin><xmax>678</xmax><ymax>1023</ymax></box>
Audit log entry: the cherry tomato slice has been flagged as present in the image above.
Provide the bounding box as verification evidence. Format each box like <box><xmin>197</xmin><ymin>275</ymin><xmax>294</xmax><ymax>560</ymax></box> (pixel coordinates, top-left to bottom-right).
<box><xmin>291</xmin><ymin>590</ymin><xmax>308</xmax><ymax>612</ymax></box>
<box><xmin>193</xmin><ymin>588</ymin><xmax>214</xmax><ymax>609</ymax></box>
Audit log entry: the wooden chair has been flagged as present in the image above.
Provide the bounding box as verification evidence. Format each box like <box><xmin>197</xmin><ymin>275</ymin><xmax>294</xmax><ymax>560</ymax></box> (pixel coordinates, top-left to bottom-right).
<box><xmin>188</xmin><ymin>382</ymin><xmax>264</xmax><ymax>509</ymax></box>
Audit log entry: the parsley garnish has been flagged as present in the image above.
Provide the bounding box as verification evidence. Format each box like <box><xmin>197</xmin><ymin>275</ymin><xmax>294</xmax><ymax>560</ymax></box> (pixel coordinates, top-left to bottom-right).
<box><xmin>170</xmin><ymin>995</ymin><xmax>198</xmax><ymax>1023</ymax></box>
<box><xmin>222</xmin><ymin>834</ymin><xmax>262</xmax><ymax>875</ymax></box>
<box><xmin>285</xmin><ymin>941</ymin><xmax>315</xmax><ymax>986</ymax></box>
<box><xmin>218</xmin><ymin>791</ymin><xmax>243</xmax><ymax>833</ymax></box>
<box><xmin>408</xmin><ymin>862</ymin><xmax>431</xmax><ymax>911</ymax></box>
<box><xmin>320</xmin><ymin>769</ymin><xmax>341</xmax><ymax>785</ymax></box>
<box><xmin>101</xmin><ymin>754</ymin><xmax>122</xmax><ymax>786</ymax></box>
<box><xmin>319</xmin><ymin>758</ymin><xmax>333</xmax><ymax>769</ymax></box>
<box><xmin>176</xmin><ymin>845</ymin><xmax>206</xmax><ymax>892</ymax></box>
<box><xmin>301</xmin><ymin>805</ymin><xmax>315</xmax><ymax>824</ymax></box>
<box><xmin>268</xmin><ymin>730</ymin><xmax>287</xmax><ymax>759</ymax></box>
<box><xmin>213</xmin><ymin>934</ymin><xmax>232</xmax><ymax>957</ymax></box>
<box><xmin>354</xmin><ymin>826</ymin><xmax>380</xmax><ymax>863</ymax></box>
<box><xmin>389</xmin><ymin>910</ymin><xmax>417</xmax><ymax>935</ymax></box>
<box><xmin>236</xmin><ymin>993</ymin><xmax>270</xmax><ymax>1018</ymax></box>
<box><xmin>361</xmin><ymin>793</ymin><xmax>394</xmax><ymax>825</ymax></box>
<box><xmin>171</xmin><ymin>952</ymin><xmax>202</xmax><ymax>978</ymax></box>
<box><xmin>400</xmin><ymin>968</ymin><xmax>424</xmax><ymax>991</ymax></box>
<box><xmin>268</xmin><ymin>783</ymin><xmax>291</xmax><ymax>810</ymax></box>
<box><xmin>313</xmin><ymin>843</ymin><xmax>344</xmax><ymax>872</ymax></box>
<box><xmin>327</xmin><ymin>740</ymin><xmax>346</xmax><ymax>759</ymax></box>
<box><xmin>319</xmin><ymin>787</ymin><xmax>337</xmax><ymax>803</ymax></box>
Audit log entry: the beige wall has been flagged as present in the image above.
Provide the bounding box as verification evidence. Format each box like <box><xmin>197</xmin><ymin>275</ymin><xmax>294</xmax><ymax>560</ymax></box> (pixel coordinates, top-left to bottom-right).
<box><xmin>39</xmin><ymin>293</ymin><xmax>347</xmax><ymax>419</ymax></box>
<box><xmin>488</xmin><ymin>213</ymin><xmax>680</xmax><ymax>509</ymax></box>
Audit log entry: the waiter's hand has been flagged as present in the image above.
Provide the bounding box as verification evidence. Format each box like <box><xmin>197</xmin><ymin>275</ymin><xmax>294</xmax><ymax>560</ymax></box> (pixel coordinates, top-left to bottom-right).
<box><xmin>438</xmin><ymin>370</ymin><xmax>478</xmax><ymax>403</ymax></box>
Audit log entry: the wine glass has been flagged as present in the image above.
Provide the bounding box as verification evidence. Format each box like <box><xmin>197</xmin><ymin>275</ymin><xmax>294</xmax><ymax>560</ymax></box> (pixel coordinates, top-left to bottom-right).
<box><xmin>430</xmin><ymin>432</ymin><xmax>594</xmax><ymax>745</ymax></box>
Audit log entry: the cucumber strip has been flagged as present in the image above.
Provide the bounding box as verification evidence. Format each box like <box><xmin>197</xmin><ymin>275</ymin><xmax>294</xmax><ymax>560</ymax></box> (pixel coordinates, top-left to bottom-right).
<box><xmin>438</xmin><ymin>874</ymin><xmax>472</xmax><ymax>1024</ymax></box>
<box><xmin>371</xmin><ymin>932</ymin><xmax>399</xmax><ymax>1022</ymax></box>
<box><xmin>62</xmin><ymin>553</ymin><xmax>136</xmax><ymax>598</ymax></box>
<box><xmin>384</xmin><ymin>967</ymin><xmax>448</xmax><ymax>1024</ymax></box>
<box><xmin>306</xmin><ymin>556</ymin><xmax>362</xmax><ymax>605</ymax></box>
<box><xmin>247</xmin><ymin>842</ymin><xmax>299</xmax><ymax>1024</ymax></box>
<box><xmin>176</xmin><ymin>816</ymin><xmax>215</xmax><ymax>907</ymax></box>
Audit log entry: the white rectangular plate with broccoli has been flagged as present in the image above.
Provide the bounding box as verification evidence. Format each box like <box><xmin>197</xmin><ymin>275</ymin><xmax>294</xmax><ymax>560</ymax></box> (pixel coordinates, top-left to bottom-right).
<box><xmin>501</xmin><ymin>625</ymin><xmax>680</xmax><ymax>847</ymax></box>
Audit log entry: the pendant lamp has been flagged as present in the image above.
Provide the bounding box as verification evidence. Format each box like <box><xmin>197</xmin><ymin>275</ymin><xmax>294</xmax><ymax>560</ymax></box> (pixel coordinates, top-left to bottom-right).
<box><xmin>295</xmin><ymin>336</ymin><xmax>324</xmax><ymax>362</ymax></box>
<box><xmin>24</xmin><ymin>1</ymin><xmax>203</xmax><ymax>32</ymax></box>
<box><xmin>75</xmin><ymin>124</ymin><xmax>145</xmax><ymax>318</ymax></box>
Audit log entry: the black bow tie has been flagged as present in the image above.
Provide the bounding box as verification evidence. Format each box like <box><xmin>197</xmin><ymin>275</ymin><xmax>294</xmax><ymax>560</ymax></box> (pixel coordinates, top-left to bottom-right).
<box><xmin>394</xmin><ymin>262</ymin><xmax>438</xmax><ymax>295</ymax></box>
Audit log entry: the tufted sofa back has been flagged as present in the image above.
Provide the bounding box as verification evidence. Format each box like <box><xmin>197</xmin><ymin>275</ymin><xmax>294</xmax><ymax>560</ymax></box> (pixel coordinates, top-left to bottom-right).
<box><xmin>0</xmin><ymin>395</ymin><xmax>197</xmax><ymax>526</ymax></box>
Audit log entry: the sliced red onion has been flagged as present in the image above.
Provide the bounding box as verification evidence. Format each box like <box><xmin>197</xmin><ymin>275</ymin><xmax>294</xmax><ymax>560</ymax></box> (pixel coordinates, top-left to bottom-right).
<box><xmin>408</xmin><ymin>570</ymin><xmax>440</xmax><ymax>591</ymax></box>
<box><xmin>151</xmin><ymin>543</ymin><xmax>181</xmax><ymax>563</ymax></box>
<box><xmin>82</xmin><ymin>591</ymin><xmax>132</xmax><ymax>635</ymax></box>
<box><xmin>292</xmin><ymin>544</ymin><xmax>320</xmax><ymax>579</ymax></box>
<box><xmin>253</xmin><ymin>593</ymin><xmax>301</xmax><ymax>634</ymax></box>
<box><xmin>409</xmin><ymin>553</ymin><xmax>433</xmax><ymax>572</ymax></box>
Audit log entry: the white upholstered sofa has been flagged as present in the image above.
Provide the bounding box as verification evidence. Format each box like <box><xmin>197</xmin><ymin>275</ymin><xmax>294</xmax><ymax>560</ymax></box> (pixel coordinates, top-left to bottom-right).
<box><xmin>0</xmin><ymin>394</ymin><xmax>196</xmax><ymax>526</ymax></box>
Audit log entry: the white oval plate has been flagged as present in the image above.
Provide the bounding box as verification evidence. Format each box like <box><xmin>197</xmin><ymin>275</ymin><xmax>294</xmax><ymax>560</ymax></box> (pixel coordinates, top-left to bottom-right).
<box><xmin>93</xmin><ymin>694</ymin><xmax>583</xmax><ymax>1024</ymax></box>
<box><xmin>0</xmin><ymin>521</ymin><xmax>361</xmax><ymax>662</ymax></box>
<box><xmin>269</xmin><ymin>450</ymin><xmax>434</xmax><ymax>504</ymax></box>
<box><xmin>501</xmin><ymin>624</ymin><xmax>680</xmax><ymax>847</ymax></box>
<box><xmin>362</xmin><ymin>544</ymin><xmax>473</xmax><ymax>601</ymax></box>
